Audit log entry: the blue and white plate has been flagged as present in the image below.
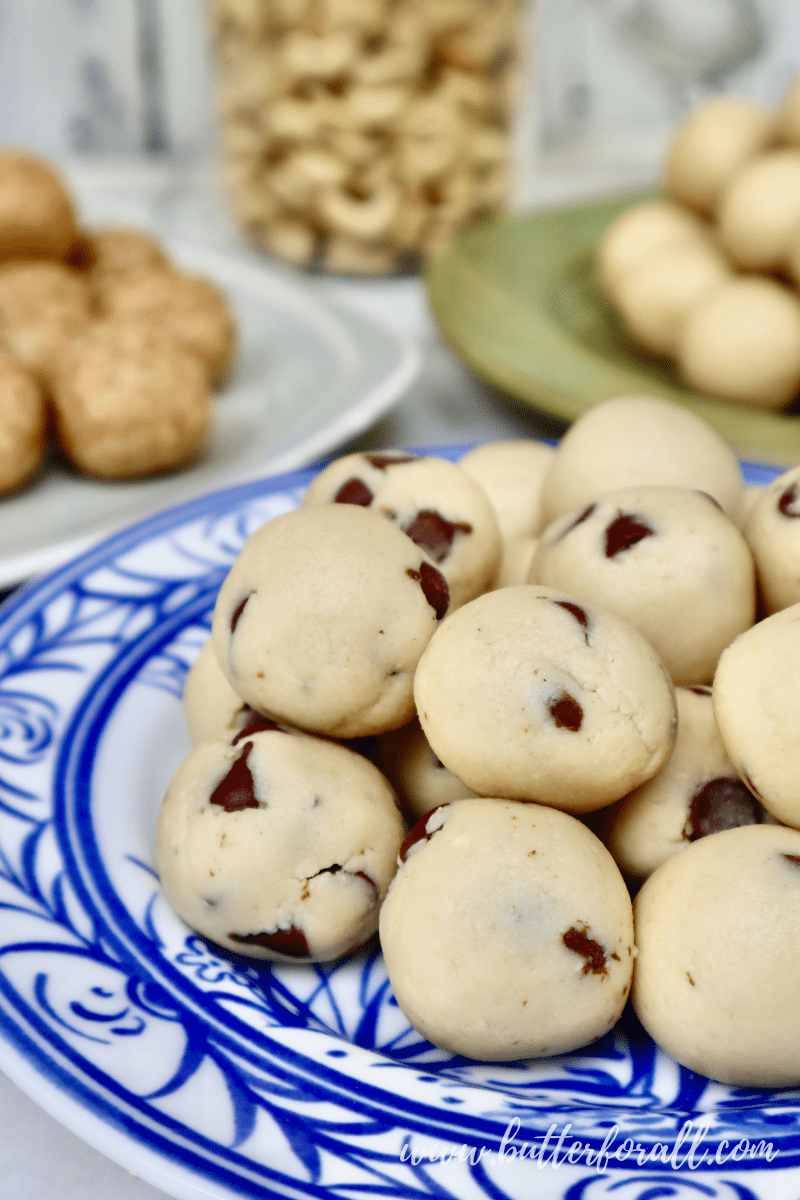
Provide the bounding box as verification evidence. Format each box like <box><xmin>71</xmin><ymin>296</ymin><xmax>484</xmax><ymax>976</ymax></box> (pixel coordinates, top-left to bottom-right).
<box><xmin>0</xmin><ymin>445</ymin><xmax>794</xmax><ymax>1200</ymax></box>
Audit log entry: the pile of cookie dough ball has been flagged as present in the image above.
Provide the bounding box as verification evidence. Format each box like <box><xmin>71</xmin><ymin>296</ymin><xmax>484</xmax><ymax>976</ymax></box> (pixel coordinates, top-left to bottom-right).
<box><xmin>0</xmin><ymin>148</ymin><xmax>236</xmax><ymax>495</ymax></box>
<box><xmin>157</xmin><ymin>394</ymin><xmax>800</xmax><ymax>1083</ymax></box>
<box><xmin>207</xmin><ymin>0</ymin><xmax>518</xmax><ymax>274</ymax></box>
<box><xmin>599</xmin><ymin>75</ymin><xmax>800</xmax><ymax>409</ymax></box>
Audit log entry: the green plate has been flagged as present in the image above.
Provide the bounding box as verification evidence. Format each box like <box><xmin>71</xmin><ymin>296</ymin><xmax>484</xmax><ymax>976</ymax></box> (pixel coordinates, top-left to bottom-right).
<box><xmin>425</xmin><ymin>191</ymin><xmax>800</xmax><ymax>462</ymax></box>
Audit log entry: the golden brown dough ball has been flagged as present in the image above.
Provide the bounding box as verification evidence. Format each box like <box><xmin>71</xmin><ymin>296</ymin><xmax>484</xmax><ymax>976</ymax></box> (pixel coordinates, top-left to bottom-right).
<box><xmin>677</xmin><ymin>276</ymin><xmax>800</xmax><ymax>409</ymax></box>
<box><xmin>87</xmin><ymin>226</ymin><xmax>169</xmax><ymax>298</ymax></box>
<box><xmin>0</xmin><ymin>350</ymin><xmax>46</xmax><ymax>493</ymax></box>
<box><xmin>0</xmin><ymin>150</ymin><xmax>79</xmax><ymax>262</ymax></box>
<box><xmin>663</xmin><ymin>95</ymin><xmax>776</xmax><ymax>216</ymax></box>
<box><xmin>51</xmin><ymin>316</ymin><xmax>212</xmax><ymax>479</ymax></box>
<box><xmin>0</xmin><ymin>260</ymin><xmax>93</xmax><ymax>383</ymax></box>
<box><xmin>717</xmin><ymin>149</ymin><xmax>800</xmax><ymax>272</ymax></box>
<box><xmin>597</xmin><ymin>199</ymin><xmax>711</xmax><ymax>300</ymax></box>
<box><xmin>100</xmin><ymin>268</ymin><xmax>236</xmax><ymax>384</ymax></box>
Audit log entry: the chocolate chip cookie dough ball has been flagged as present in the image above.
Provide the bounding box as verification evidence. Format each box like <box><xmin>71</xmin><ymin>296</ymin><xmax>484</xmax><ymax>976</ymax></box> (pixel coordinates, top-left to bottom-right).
<box><xmin>0</xmin><ymin>350</ymin><xmax>46</xmax><ymax>493</ymax></box>
<box><xmin>0</xmin><ymin>260</ymin><xmax>93</xmax><ymax>383</ymax></box>
<box><xmin>376</xmin><ymin>717</ymin><xmax>476</xmax><ymax>824</ymax></box>
<box><xmin>632</xmin><ymin>824</ymin><xmax>800</xmax><ymax>1087</ymax></box>
<box><xmin>458</xmin><ymin>439</ymin><xmax>554</xmax><ymax>540</ymax></box>
<box><xmin>597</xmin><ymin>199</ymin><xmax>713</xmax><ymax>300</ymax></box>
<box><xmin>541</xmin><ymin>395</ymin><xmax>745</xmax><ymax>526</ymax></box>
<box><xmin>100</xmin><ymin>267</ymin><xmax>236</xmax><ymax>384</ymax></box>
<box><xmin>605</xmin><ymin>687</ymin><xmax>773</xmax><ymax>885</ymax></box>
<box><xmin>663</xmin><ymin>95</ymin><xmax>776</xmax><ymax>216</ymax></box>
<box><xmin>379</xmin><ymin>799</ymin><xmax>634</xmax><ymax>1060</ymax></box>
<box><xmin>51</xmin><ymin>317</ymin><xmax>211</xmax><ymax>479</ymax></box>
<box><xmin>87</xmin><ymin>226</ymin><xmax>169</xmax><ymax>298</ymax></box>
<box><xmin>212</xmin><ymin>503</ymin><xmax>449</xmax><ymax>739</ymax></box>
<box><xmin>0</xmin><ymin>150</ymin><xmax>79</xmax><ymax>261</ymax></box>
<box><xmin>414</xmin><ymin>585</ymin><xmax>677</xmax><ymax>813</ymax></box>
<box><xmin>717</xmin><ymin>149</ymin><xmax>800</xmax><ymax>272</ymax></box>
<box><xmin>713</xmin><ymin>605</ymin><xmax>800</xmax><ymax>828</ymax></box>
<box><xmin>677</xmin><ymin>276</ymin><xmax>800</xmax><ymax>409</ymax></box>
<box><xmin>156</xmin><ymin>727</ymin><xmax>404</xmax><ymax>962</ymax></box>
<box><xmin>531</xmin><ymin>486</ymin><xmax>756</xmax><ymax>685</ymax></box>
<box><xmin>302</xmin><ymin>451</ymin><xmax>501</xmax><ymax>609</ymax></box>
<box><xmin>743</xmin><ymin>465</ymin><xmax>800</xmax><ymax>613</ymax></box>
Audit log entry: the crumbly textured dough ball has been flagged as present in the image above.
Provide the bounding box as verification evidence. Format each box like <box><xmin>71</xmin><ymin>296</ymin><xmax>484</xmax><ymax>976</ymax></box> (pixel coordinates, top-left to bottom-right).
<box><xmin>743</xmin><ymin>465</ymin><xmax>800</xmax><ymax>613</ymax></box>
<box><xmin>596</xmin><ymin>199</ymin><xmax>713</xmax><ymax>300</ymax></box>
<box><xmin>51</xmin><ymin>316</ymin><xmax>211</xmax><ymax>479</ymax></box>
<box><xmin>663</xmin><ymin>95</ymin><xmax>776</xmax><ymax>215</ymax></box>
<box><xmin>0</xmin><ymin>260</ymin><xmax>93</xmax><ymax>382</ymax></box>
<box><xmin>414</xmin><ymin>585</ymin><xmax>677</xmax><ymax>812</ymax></box>
<box><xmin>717</xmin><ymin>149</ymin><xmax>800</xmax><ymax>271</ymax></box>
<box><xmin>212</xmin><ymin>503</ymin><xmax>450</xmax><ymax>738</ymax></box>
<box><xmin>101</xmin><ymin>267</ymin><xmax>236</xmax><ymax>383</ymax></box>
<box><xmin>458</xmin><ymin>439</ymin><xmax>554</xmax><ymax>539</ymax></box>
<box><xmin>605</xmin><ymin>686</ymin><xmax>773</xmax><ymax>884</ymax></box>
<box><xmin>377</xmin><ymin>717</ymin><xmax>476</xmax><ymax>824</ymax></box>
<box><xmin>0</xmin><ymin>149</ymin><xmax>79</xmax><ymax>261</ymax></box>
<box><xmin>531</xmin><ymin>486</ymin><xmax>756</xmax><ymax>685</ymax></box>
<box><xmin>613</xmin><ymin>240</ymin><xmax>730</xmax><ymax>359</ymax></box>
<box><xmin>379</xmin><ymin>799</ymin><xmax>634</xmax><ymax>1061</ymax></box>
<box><xmin>541</xmin><ymin>394</ymin><xmax>745</xmax><ymax>525</ymax></box>
<box><xmin>156</xmin><ymin>728</ymin><xmax>404</xmax><ymax>962</ymax></box>
<box><xmin>0</xmin><ymin>350</ymin><xmax>46</xmax><ymax>493</ymax></box>
<box><xmin>677</xmin><ymin>276</ymin><xmax>800</xmax><ymax>409</ymax></box>
<box><xmin>713</xmin><ymin>604</ymin><xmax>800</xmax><ymax>827</ymax></box>
<box><xmin>302</xmin><ymin>451</ymin><xmax>501</xmax><ymax>609</ymax></box>
<box><xmin>632</xmin><ymin>824</ymin><xmax>800</xmax><ymax>1087</ymax></box>
<box><xmin>87</xmin><ymin>226</ymin><xmax>169</xmax><ymax>297</ymax></box>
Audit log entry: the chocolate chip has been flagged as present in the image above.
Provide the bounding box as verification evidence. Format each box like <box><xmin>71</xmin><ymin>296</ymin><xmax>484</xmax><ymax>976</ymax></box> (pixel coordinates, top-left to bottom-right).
<box><xmin>550</xmin><ymin>691</ymin><xmax>583</xmax><ymax>731</ymax></box>
<box><xmin>232</xmin><ymin>708</ymin><xmax>282</xmax><ymax>744</ymax></box>
<box><xmin>209</xmin><ymin>742</ymin><xmax>261</xmax><ymax>812</ymax></box>
<box><xmin>399</xmin><ymin>806</ymin><xmax>447</xmax><ymax>862</ymax></box>
<box><xmin>778</xmin><ymin>483</ymin><xmax>800</xmax><ymax>517</ymax></box>
<box><xmin>406</xmin><ymin>562</ymin><xmax>449</xmax><ymax>619</ymax></box>
<box><xmin>684</xmin><ymin>776</ymin><xmax>766</xmax><ymax>841</ymax></box>
<box><xmin>783</xmin><ymin>854</ymin><xmax>800</xmax><ymax>868</ymax></box>
<box><xmin>229</xmin><ymin>925</ymin><xmax>309</xmax><ymax>957</ymax></box>
<box><xmin>557</xmin><ymin>503</ymin><xmax>596</xmax><ymax>541</ymax></box>
<box><xmin>686</xmin><ymin>972</ymin><xmax>696</xmax><ymax>987</ymax></box>
<box><xmin>230</xmin><ymin>592</ymin><xmax>252</xmax><ymax>634</ymax></box>
<box><xmin>553</xmin><ymin>599</ymin><xmax>590</xmax><ymax>642</ymax></box>
<box><xmin>562</xmin><ymin>926</ymin><xmax>607</xmax><ymax>974</ymax></box>
<box><xmin>403</xmin><ymin>510</ymin><xmax>472</xmax><ymax>563</ymax></box>
<box><xmin>605</xmin><ymin>513</ymin><xmax>654</xmax><ymax>558</ymax></box>
<box><xmin>365</xmin><ymin>452</ymin><xmax>418</xmax><ymax>469</ymax></box>
<box><xmin>334</xmin><ymin>477</ymin><xmax>373</xmax><ymax>505</ymax></box>
<box><xmin>688</xmin><ymin>686</ymin><xmax>712</xmax><ymax>696</ymax></box>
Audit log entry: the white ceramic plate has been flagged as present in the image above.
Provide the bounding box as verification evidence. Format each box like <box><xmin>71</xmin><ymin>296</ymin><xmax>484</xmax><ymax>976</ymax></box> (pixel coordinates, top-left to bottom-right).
<box><xmin>0</xmin><ymin>240</ymin><xmax>420</xmax><ymax>589</ymax></box>
<box><xmin>0</xmin><ymin>445</ymin><xmax>795</xmax><ymax>1200</ymax></box>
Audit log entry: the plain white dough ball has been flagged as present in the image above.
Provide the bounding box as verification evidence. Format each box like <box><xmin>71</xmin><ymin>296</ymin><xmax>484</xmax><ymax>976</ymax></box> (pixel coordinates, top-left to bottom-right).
<box><xmin>663</xmin><ymin>95</ymin><xmax>776</xmax><ymax>215</ymax></box>
<box><xmin>596</xmin><ymin>199</ymin><xmax>713</xmax><ymax>300</ymax></box>
<box><xmin>632</xmin><ymin>824</ymin><xmax>800</xmax><ymax>1087</ymax></box>
<box><xmin>458</xmin><ymin>439</ymin><xmax>554</xmax><ymax>540</ymax></box>
<box><xmin>717</xmin><ymin>148</ymin><xmax>800</xmax><ymax>271</ymax></box>
<box><xmin>677</xmin><ymin>276</ymin><xmax>800</xmax><ymax>409</ymax></box>
<box><xmin>743</xmin><ymin>465</ymin><xmax>800</xmax><ymax>613</ymax></box>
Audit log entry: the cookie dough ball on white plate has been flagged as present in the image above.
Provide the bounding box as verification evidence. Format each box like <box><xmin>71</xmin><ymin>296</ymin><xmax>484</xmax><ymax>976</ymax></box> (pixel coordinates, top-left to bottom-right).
<box><xmin>716</xmin><ymin>149</ymin><xmax>800</xmax><ymax>272</ymax></box>
<box><xmin>713</xmin><ymin>603</ymin><xmax>800</xmax><ymax>828</ymax></box>
<box><xmin>414</xmin><ymin>585</ymin><xmax>677</xmax><ymax>813</ymax></box>
<box><xmin>605</xmin><ymin>686</ymin><xmax>773</xmax><ymax>885</ymax></box>
<box><xmin>531</xmin><ymin>485</ymin><xmax>756</xmax><ymax>685</ymax></box>
<box><xmin>541</xmin><ymin>394</ymin><xmax>746</xmax><ymax>526</ymax></box>
<box><xmin>212</xmin><ymin>503</ymin><xmax>450</xmax><ymax>739</ymax></box>
<box><xmin>376</xmin><ymin>717</ymin><xmax>476</xmax><ymax>824</ymax></box>
<box><xmin>302</xmin><ymin>450</ymin><xmax>501</xmax><ymax>610</ymax></box>
<box><xmin>379</xmin><ymin>799</ymin><xmax>634</xmax><ymax>1061</ymax></box>
<box><xmin>458</xmin><ymin>439</ymin><xmax>555</xmax><ymax>540</ymax></box>
<box><xmin>663</xmin><ymin>94</ymin><xmax>776</xmax><ymax>216</ymax></box>
<box><xmin>156</xmin><ymin>727</ymin><xmax>404</xmax><ymax>962</ymax></box>
<box><xmin>183</xmin><ymin>637</ymin><xmax>295</xmax><ymax>746</ymax></box>
<box><xmin>743</xmin><ymin>464</ymin><xmax>800</xmax><ymax>613</ymax></box>
<box><xmin>677</xmin><ymin>276</ymin><xmax>800</xmax><ymax>409</ymax></box>
<box><xmin>596</xmin><ymin>199</ymin><xmax>714</xmax><ymax>301</ymax></box>
<box><xmin>632</xmin><ymin>824</ymin><xmax>800</xmax><ymax>1087</ymax></box>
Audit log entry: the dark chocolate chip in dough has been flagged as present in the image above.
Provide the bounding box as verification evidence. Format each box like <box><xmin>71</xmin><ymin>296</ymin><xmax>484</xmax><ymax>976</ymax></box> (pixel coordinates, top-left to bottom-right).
<box><xmin>778</xmin><ymin>483</ymin><xmax>800</xmax><ymax>517</ymax></box>
<box><xmin>553</xmin><ymin>599</ymin><xmax>590</xmax><ymax>642</ymax></box>
<box><xmin>231</xmin><ymin>708</ymin><xmax>282</xmax><ymax>743</ymax></box>
<box><xmin>229</xmin><ymin>925</ymin><xmax>309</xmax><ymax>957</ymax></box>
<box><xmin>549</xmin><ymin>691</ymin><xmax>583</xmax><ymax>732</ymax></box>
<box><xmin>399</xmin><ymin>806</ymin><xmax>447</xmax><ymax>862</ymax></box>
<box><xmin>365</xmin><ymin>452</ymin><xmax>418</xmax><ymax>469</ymax></box>
<box><xmin>403</xmin><ymin>509</ymin><xmax>472</xmax><ymax>563</ymax></box>
<box><xmin>605</xmin><ymin>513</ymin><xmax>654</xmax><ymax>558</ymax></box>
<box><xmin>556</xmin><ymin>503</ymin><xmax>596</xmax><ymax>541</ymax></box>
<box><xmin>562</xmin><ymin>926</ymin><xmax>608</xmax><ymax>975</ymax></box>
<box><xmin>230</xmin><ymin>592</ymin><xmax>252</xmax><ymax>633</ymax></box>
<box><xmin>684</xmin><ymin>776</ymin><xmax>766</xmax><ymax>841</ymax></box>
<box><xmin>209</xmin><ymin>742</ymin><xmax>261</xmax><ymax>812</ymax></box>
<box><xmin>334</xmin><ymin>477</ymin><xmax>373</xmax><ymax>506</ymax></box>
<box><xmin>406</xmin><ymin>561</ymin><xmax>449</xmax><ymax>619</ymax></box>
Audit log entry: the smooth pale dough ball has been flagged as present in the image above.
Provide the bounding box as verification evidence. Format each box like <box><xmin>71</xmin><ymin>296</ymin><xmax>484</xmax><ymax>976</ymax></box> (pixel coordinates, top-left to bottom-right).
<box><xmin>302</xmin><ymin>451</ymin><xmax>501</xmax><ymax>610</ymax></box>
<box><xmin>212</xmin><ymin>503</ymin><xmax>450</xmax><ymax>738</ymax></box>
<box><xmin>541</xmin><ymin>394</ymin><xmax>745</xmax><ymax>525</ymax></box>
<box><xmin>713</xmin><ymin>603</ymin><xmax>800</xmax><ymax>827</ymax></box>
<box><xmin>743</xmin><ymin>465</ymin><xmax>800</xmax><ymax>612</ymax></box>
<box><xmin>613</xmin><ymin>240</ymin><xmax>730</xmax><ymax>358</ymax></box>
<box><xmin>663</xmin><ymin>95</ymin><xmax>776</xmax><ymax>215</ymax></box>
<box><xmin>605</xmin><ymin>686</ymin><xmax>773</xmax><ymax>884</ymax></box>
<box><xmin>531</xmin><ymin>486</ymin><xmax>756</xmax><ymax>685</ymax></box>
<box><xmin>414</xmin><ymin>585</ymin><xmax>677</xmax><ymax>813</ymax></box>
<box><xmin>0</xmin><ymin>150</ymin><xmax>79</xmax><ymax>261</ymax></box>
<box><xmin>677</xmin><ymin>276</ymin><xmax>800</xmax><ymax>409</ymax></box>
<box><xmin>596</xmin><ymin>199</ymin><xmax>713</xmax><ymax>300</ymax></box>
<box><xmin>632</xmin><ymin>824</ymin><xmax>800</xmax><ymax>1087</ymax></box>
<box><xmin>458</xmin><ymin>439</ymin><xmax>555</xmax><ymax>539</ymax></box>
<box><xmin>717</xmin><ymin>149</ymin><xmax>800</xmax><ymax>271</ymax></box>
<box><xmin>379</xmin><ymin>799</ymin><xmax>634</xmax><ymax>1061</ymax></box>
<box><xmin>156</xmin><ymin>728</ymin><xmax>404</xmax><ymax>962</ymax></box>
<box><xmin>494</xmin><ymin>533</ymin><xmax>539</xmax><ymax>589</ymax></box>
<box><xmin>0</xmin><ymin>351</ymin><xmax>46</xmax><ymax>493</ymax></box>
<box><xmin>376</xmin><ymin>717</ymin><xmax>476</xmax><ymax>824</ymax></box>
<box><xmin>183</xmin><ymin>637</ymin><xmax>250</xmax><ymax>745</ymax></box>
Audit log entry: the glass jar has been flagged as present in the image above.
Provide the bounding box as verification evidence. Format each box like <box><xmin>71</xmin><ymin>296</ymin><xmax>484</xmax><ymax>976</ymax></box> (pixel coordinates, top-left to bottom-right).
<box><xmin>207</xmin><ymin>0</ymin><xmax>522</xmax><ymax>274</ymax></box>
